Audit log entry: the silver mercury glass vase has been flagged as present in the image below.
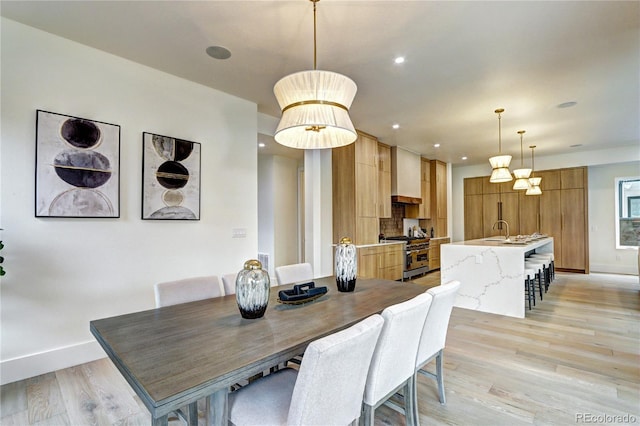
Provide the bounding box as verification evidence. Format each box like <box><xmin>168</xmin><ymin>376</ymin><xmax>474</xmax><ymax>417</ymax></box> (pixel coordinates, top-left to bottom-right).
<box><xmin>235</xmin><ymin>259</ymin><xmax>270</xmax><ymax>319</ymax></box>
<box><xmin>335</xmin><ymin>237</ymin><xmax>357</xmax><ymax>292</ymax></box>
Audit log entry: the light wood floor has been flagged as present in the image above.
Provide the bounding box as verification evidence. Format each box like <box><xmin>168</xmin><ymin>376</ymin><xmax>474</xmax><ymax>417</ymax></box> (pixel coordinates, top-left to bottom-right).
<box><xmin>2</xmin><ymin>272</ymin><xmax>639</xmax><ymax>425</ymax></box>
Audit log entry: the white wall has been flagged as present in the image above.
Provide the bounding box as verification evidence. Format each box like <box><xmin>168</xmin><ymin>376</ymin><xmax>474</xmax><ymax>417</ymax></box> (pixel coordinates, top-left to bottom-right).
<box><xmin>451</xmin><ymin>146</ymin><xmax>640</xmax><ymax>275</ymax></box>
<box><xmin>258</xmin><ymin>154</ymin><xmax>300</xmax><ymax>279</ymax></box>
<box><xmin>1</xmin><ymin>19</ymin><xmax>259</xmax><ymax>384</ymax></box>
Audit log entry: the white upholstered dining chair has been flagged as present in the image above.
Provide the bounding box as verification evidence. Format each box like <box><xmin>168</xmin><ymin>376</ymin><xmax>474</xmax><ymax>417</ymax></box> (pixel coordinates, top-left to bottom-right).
<box><xmin>228</xmin><ymin>314</ymin><xmax>384</xmax><ymax>426</ymax></box>
<box><xmin>153</xmin><ymin>275</ymin><xmax>225</xmax><ymax>425</ymax></box>
<box><xmin>154</xmin><ymin>275</ymin><xmax>225</xmax><ymax>307</ymax></box>
<box><xmin>362</xmin><ymin>291</ymin><xmax>433</xmax><ymax>426</ymax></box>
<box><xmin>414</xmin><ymin>280</ymin><xmax>461</xmax><ymax>406</ymax></box>
<box><xmin>221</xmin><ymin>272</ymin><xmax>238</xmax><ymax>295</ymax></box>
<box><xmin>274</xmin><ymin>262</ymin><xmax>313</xmax><ymax>286</ymax></box>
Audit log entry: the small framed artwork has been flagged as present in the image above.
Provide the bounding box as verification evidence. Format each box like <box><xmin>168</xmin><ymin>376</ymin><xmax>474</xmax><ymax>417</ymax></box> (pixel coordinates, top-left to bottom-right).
<box><xmin>35</xmin><ymin>110</ymin><xmax>120</xmax><ymax>218</ymax></box>
<box><xmin>142</xmin><ymin>132</ymin><xmax>201</xmax><ymax>220</ymax></box>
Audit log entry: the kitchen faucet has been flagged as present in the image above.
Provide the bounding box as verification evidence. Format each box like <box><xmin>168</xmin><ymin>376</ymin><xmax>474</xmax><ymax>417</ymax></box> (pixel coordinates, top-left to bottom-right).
<box><xmin>492</xmin><ymin>220</ymin><xmax>510</xmax><ymax>241</ymax></box>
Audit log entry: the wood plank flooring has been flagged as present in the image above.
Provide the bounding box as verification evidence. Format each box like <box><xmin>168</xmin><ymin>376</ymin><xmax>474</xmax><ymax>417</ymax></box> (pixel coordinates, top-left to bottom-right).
<box><xmin>2</xmin><ymin>272</ymin><xmax>639</xmax><ymax>425</ymax></box>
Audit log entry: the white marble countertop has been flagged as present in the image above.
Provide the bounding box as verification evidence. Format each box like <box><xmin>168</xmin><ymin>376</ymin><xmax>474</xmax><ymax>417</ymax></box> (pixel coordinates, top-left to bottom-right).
<box><xmin>449</xmin><ymin>236</ymin><xmax>552</xmax><ymax>250</ymax></box>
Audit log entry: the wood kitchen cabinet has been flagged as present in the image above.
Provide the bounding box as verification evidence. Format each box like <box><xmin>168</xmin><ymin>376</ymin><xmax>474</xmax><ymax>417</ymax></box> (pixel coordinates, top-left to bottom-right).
<box><xmin>463</xmin><ymin>177</ymin><xmax>484</xmax><ymax>240</ymax></box>
<box><xmin>333</xmin><ymin>131</ymin><xmax>379</xmax><ymax>245</ymax></box>
<box><xmin>357</xmin><ymin>244</ymin><xmax>403</xmax><ymax>281</ymax></box>
<box><xmin>463</xmin><ymin>166</ymin><xmax>589</xmax><ymax>272</ymax></box>
<box><xmin>430</xmin><ymin>160</ymin><xmax>447</xmax><ymax>237</ymax></box>
<box><xmin>428</xmin><ymin>237</ymin><xmax>450</xmax><ymax>270</ymax></box>
<box><xmin>377</xmin><ymin>143</ymin><xmax>392</xmax><ymax>218</ymax></box>
<box><xmin>405</xmin><ymin>158</ymin><xmax>431</xmax><ymax>219</ymax></box>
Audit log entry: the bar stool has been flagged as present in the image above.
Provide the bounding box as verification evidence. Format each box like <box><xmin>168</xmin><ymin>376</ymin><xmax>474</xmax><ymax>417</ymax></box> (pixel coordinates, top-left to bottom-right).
<box><xmin>524</xmin><ymin>268</ymin><xmax>536</xmax><ymax>310</ymax></box>
<box><xmin>528</xmin><ymin>255</ymin><xmax>552</xmax><ymax>291</ymax></box>
<box><xmin>524</xmin><ymin>260</ymin><xmax>545</xmax><ymax>300</ymax></box>
<box><xmin>529</xmin><ymin>253</ymin><xmax>554</xmax><ymax>282</ymax></box>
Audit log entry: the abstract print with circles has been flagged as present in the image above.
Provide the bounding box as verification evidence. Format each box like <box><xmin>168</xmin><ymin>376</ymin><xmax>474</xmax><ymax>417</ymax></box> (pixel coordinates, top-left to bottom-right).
<box><xmin>142</xmin><ymin>132</ymin><xmax>201</xmax><ymax>220</ymax></box>
<box><xmin>35</xmin><ymin>110</ymin><xmax>120</xmax><ymax>218</ymax></box>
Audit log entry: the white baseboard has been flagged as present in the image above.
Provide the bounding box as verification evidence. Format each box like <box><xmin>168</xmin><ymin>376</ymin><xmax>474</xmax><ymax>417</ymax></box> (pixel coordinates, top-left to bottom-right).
<box><xmin>589</xmin><ymin>263</ymin><xmax>640</xmax><ymax>276</ymax></box>
<box><xmin>1</xmin><ymin>340</ymin><xmax>107</xmax><ymax>385</ymax></box>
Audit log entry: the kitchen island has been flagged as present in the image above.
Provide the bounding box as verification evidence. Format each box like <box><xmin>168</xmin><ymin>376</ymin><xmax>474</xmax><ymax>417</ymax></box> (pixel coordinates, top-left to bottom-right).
<box><xmin>440</xmin><ymin>237</ymin><xmax>553</xmax><ymax>318</ymax></box>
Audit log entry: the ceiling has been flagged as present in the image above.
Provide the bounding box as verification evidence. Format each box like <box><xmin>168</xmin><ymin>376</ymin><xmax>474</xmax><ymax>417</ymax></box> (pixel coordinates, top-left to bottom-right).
<box><xmin>2</xmin><ymin>1</ymin><xmax>638</xmax><ymax>165</ymax></box>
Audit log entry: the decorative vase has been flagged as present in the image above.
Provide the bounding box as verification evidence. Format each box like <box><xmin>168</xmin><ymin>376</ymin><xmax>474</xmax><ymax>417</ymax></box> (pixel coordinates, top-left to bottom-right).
<box><xmin>335</xmin><ymin>237</ymin><xmax>357</xmax><ymax>292</ymax></box>
<box><xmin>235</xmin><ymin>259</ymin><xmax>270</xmax><ymax>319</ymax></box>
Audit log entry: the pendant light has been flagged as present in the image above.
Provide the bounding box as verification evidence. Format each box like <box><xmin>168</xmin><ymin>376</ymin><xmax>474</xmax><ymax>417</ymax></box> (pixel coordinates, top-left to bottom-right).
<box><xmin>489</xmin><ymin>108</ymin><xmax>513</xmax><ymax>183</ymax></box>
<box><xmin>273</xmin><ymin>0</ymin><xmax>358</xmax><ymax>150</ymax></box>
<box><xmin>526</xmin><ymin>145</ymin><xmax>542</xmax><ymax>195</ymax></box>
<box><xmin>512</xmin><ymin>130</ymin><xmax>532</xmax><ymax>190</ymax></box>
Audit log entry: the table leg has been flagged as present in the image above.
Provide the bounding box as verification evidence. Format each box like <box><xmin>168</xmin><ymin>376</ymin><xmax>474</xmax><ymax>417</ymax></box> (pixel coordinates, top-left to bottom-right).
<box><xmin>206</xmin><ymin>389</ymin><xmax>228</xmax><ymax>426</ymax></box>
<box><xmin>152</xmin><ymin>414</ymin><xmax>168</xmax><ymax>426</ymax></box>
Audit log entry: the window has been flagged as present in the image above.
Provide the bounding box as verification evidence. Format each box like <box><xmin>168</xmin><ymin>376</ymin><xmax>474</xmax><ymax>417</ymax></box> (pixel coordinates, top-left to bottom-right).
<box><xmin>615</xmin><ymin>177</ymin><xmax>640</xmax><ymax>248</ymax></box>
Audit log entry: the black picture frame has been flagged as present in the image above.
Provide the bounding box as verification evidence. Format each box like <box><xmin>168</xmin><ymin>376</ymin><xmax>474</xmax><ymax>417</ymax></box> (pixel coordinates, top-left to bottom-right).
<box><xmin>141</xmin><ymin>132</ymin><xmax>201</xmax><ymax>220</ymax></box>
<box><xmin>35</xmin><ymin>110</ymin><xmax>121</xmax><ymax>218</ymax></box>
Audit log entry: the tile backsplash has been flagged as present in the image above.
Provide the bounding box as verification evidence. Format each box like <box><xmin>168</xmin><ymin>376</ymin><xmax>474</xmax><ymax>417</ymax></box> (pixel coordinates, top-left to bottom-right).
<box><xmin>379</xmin><ymin>204</ymin><xmax>405</xmax><ymax>237</ymax></box>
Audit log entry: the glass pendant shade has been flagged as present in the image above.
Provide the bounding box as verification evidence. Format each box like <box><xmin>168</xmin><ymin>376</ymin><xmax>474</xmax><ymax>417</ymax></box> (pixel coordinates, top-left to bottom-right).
<box><xmin>513</xmin><ymin>130</ymin><xmax>530</xmax><ymax>190</ymax></box>
<box><xmin>274</xmin><ymin>70</ymin><xmax>357</xmax><ymax>149</ymax></box>
<box><xmin>513</xmin><ymin>175</ymin><xmax>532</xmax><ymax>190</ymax></box>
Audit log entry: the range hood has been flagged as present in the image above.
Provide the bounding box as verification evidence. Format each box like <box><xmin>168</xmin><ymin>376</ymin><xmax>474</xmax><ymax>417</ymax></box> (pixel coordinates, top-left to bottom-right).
<box><xmin>391</xmin><ymin>146</ymin><xmax>422</xmax><ymax>204</ymax></box>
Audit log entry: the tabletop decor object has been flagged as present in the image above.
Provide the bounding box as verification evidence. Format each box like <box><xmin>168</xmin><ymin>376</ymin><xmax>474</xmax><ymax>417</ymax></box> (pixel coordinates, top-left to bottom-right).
<box><xmin>235</xmin><ymin>259</ymin><xmax>270</xmax><ymax>319</ymax></box>
<box><xmin>277</xmin><ymin>282</ymin><xmax>328</xmax><ymax>304</ymax></box>
<box><xmin>335</xmin><ymin>237</ymin><xmax>357</xmax><ymax>292</ymax></box>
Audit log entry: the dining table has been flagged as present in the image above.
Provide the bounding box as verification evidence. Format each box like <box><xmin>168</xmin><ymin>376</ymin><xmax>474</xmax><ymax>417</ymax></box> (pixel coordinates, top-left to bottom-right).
<box><xmin>89</xmin><ymin>275</ymin><xmax>427</xmax><ymax>426</ymax></box>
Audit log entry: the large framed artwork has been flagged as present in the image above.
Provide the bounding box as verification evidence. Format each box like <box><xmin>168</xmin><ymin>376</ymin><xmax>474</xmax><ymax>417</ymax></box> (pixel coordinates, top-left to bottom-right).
<box><xmin>35</xmin><ymin>110</ymin><xmax>120</xmax><ymax>218</ymax></box>
<box><xmin>142</xmin><ymin>132</ymin><xmax>201</xmax><ymax>220</ymax></box>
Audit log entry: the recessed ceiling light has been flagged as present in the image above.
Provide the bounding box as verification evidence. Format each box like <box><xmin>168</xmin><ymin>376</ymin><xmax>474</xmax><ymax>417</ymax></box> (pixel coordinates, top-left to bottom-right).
<box><xmin>557</xmin><ymin>101</ymin><xmax>577</xmax><ymax>109</ymax></box>
<box><xmin>392</xmin><ymin>124</ymin><xmax>400</xmax><ymax>129</ymax></box>
<box><xmin>434</xmin><ymin>144</ymin><xmax>440</xmax><ymax>148</ymax></box>
<box><xmin>258</xmin><ymin>143</ymin><xmax>266</xmax><ymax>148</ymax></box>
<box><xmin>206</xmin><ymin>46</ymin><xmax>232</xmax><ymax>60</ymax></box>
<box><xmin>461</xmin><ymin>156</ymin><xmax>468</xmax><ymax>160</ymax></box>
<box><xmin>394</xmin><ymin>56</ymin><xmax>405</xmax><ymax>64</ymax></box>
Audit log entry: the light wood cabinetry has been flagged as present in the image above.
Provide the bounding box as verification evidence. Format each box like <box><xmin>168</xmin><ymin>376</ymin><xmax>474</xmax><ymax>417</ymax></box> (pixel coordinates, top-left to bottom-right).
<box><xmin>431</xmin><ymin>160</ymin><xmax>447</xmax><ymax>237</ymax></box>
<box><xmin>463</xmin><ymin>166</ymin><xmax>589</xmax><ymax>272</ymax></box>
<box><xmin>333</xmin><ymin>131</ymin><xmax>379</xmax><ymax>245</ymax></box>
<box><xmin>357</xmin><ymin>244</ymin><xmax>403</xmax><ymax>281</ymax></box>
<box><xmin>377</xmin><ymin>143</ymin><xmax>392</xmax><ymax>218</ymax></box>
<box><xmin>429</xmin><ymin>238</ymin><xmax>450</xmax><ymax>270</ymax></box>
<box><xmin>405</xmin><ymin>158</ymin><xmax>431</xmax><ymax>219</ymax></box>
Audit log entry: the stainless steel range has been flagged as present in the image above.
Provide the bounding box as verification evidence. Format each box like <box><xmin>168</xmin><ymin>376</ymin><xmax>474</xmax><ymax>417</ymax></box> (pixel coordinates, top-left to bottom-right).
<box><xmin>384</xmin><ymin>236</ymin><xmax>431</xmax><ymax>280</ymax></box>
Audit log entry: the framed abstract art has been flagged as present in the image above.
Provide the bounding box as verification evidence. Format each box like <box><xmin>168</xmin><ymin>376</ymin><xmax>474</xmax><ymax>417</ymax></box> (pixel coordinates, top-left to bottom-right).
<box><xmin>35</xmin><ymin>110</ymin><xmax>120</xmax><ymax>218</ymax></box>
<box><xmin>142</xmin><ymin>132</ymin><xmax>201</xmax><ymax>220</ymax></box>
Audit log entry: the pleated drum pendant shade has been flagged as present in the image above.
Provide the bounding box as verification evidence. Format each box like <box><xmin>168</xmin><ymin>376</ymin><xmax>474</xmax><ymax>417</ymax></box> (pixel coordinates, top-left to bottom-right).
<box><xmin>273</xmin><ymin>70</ymin><xmax>358</xmax><ymax>149</ymax></box>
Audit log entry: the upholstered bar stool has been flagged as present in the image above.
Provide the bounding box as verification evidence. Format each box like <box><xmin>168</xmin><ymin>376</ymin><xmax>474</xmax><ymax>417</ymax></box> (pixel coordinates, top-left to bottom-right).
<box><xmin>524</xmin><ymin>268</ymin><xmax>536</xmax><ymax>310</ymax></box>
<box><xmin>528</xmin><ymin>255</ymin><xmax>552</xmax><ymax>291</ymax></box>
<box><xmin>524</xmin><ymin>260</ymin><xmax>545</xmax><ymax>300</ymax></box>
<box><xmin>529</xmin><ymin>253</ymin><xmax>554</xmax><ymax>282</ymax></box>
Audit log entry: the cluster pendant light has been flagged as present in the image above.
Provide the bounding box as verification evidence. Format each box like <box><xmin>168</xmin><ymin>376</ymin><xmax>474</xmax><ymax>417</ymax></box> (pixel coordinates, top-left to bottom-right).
<box><xmin>526</xmin><ymin>145</ymin><xmax>542</xmax><ymax>195</ymax></box>
<box><xmin>273</xmin><ymin>0</ymin><xmax>358</xmax><ymax>149</ymax></box>
<box><xmin>489</xmin><ymin>108</ymin><xmax>513</xmax><ymax>183</ymax></box>
<box><xmin>512</xmin><ymin>130</ymin><xmax>532</xmax><ymax>190</ymax></box>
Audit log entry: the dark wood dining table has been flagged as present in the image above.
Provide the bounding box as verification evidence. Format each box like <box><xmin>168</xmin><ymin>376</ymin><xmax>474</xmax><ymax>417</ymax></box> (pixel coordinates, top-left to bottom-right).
<box><xmin>90</xmin><ymin>276</ymin><xmax>427</xmax><ymax>426</ymax></box>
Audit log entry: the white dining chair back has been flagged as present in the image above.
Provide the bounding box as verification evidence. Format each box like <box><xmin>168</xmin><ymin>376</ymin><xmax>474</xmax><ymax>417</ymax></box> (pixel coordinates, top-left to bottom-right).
<box><xmin>228</xmin><ymin>314</ymin><xmax>384</xmax><ymax>426</ymax></box>
<box><xmin>415</xmin><ymin>280</ymin><xmax>461</xmax><ymax>405</ymax></box>
<box><xmin>362</xmin><ymin>291</ymin><xmax>433</xmax><ymax>426</ymax></box>
<box><xmin>154</xmin><ymin>275</ymin><xmax>224</xmax><ymax>307</ymax></box>
<box><xmin>221</xmin><ymin>273</ymin><xmax>238</xmax><ymax>295</ymax></box>
<box><xmin>275</xmin><ymin>262</ymin><xmax>313</xmax><ymax>286</ymax></box>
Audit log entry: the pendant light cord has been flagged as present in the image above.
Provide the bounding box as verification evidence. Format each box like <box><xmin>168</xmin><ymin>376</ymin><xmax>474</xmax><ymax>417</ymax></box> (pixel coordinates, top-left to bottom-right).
<box><xmin>312</xmin><ymin>0</ymin><xmax>318</xmax><ymax>70</ymax></box>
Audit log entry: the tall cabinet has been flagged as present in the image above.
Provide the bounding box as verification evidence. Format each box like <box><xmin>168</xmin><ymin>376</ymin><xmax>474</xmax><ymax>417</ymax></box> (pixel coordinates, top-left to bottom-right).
<box><xmin>332</xmin><ymin>131</ymin><xmax>379</xmax><ymax>245</ymax></box>
<box><xmin>377</xmin><ymin>143</ymin><xmax>392</xmax><ymax>218</ymax></box>
<box><xmin>463</xmin><ymin>166</ymin><xmax>589</xmax><ymax>272</ymax></box>
<box><xmin>431</xmin><ymin>160</ymin><xmax>448</xmax><ymax>237</ymax></box>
